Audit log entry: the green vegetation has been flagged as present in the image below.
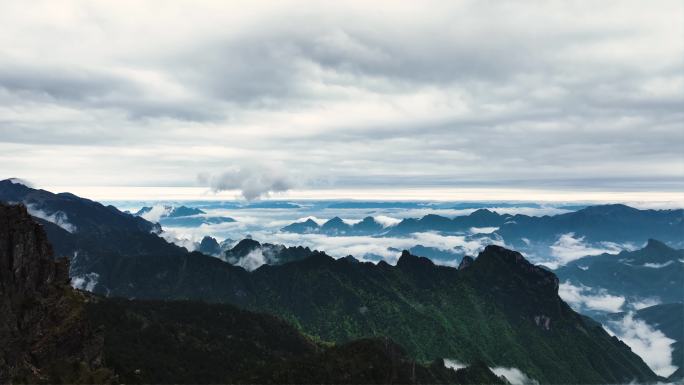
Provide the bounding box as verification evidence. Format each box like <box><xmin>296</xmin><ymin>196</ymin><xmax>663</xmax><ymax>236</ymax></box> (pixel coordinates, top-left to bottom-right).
<box><xmin>86</xmin><ymin>298</ymin><xmax>503</xmax><ymax>384</ymax></box>
<box><xmin>88</xmin><ymin>247</ymin><xmax>658</xmax><ymax>384</ymax></box>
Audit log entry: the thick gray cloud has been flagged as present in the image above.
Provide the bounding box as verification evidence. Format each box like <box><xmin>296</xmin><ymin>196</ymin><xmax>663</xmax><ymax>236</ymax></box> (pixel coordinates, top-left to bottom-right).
<box><xmin>198</xmin><ymin>164</ymin><xmax>293</xmax><ymax>201</ymax></box>
<box><xmin>0</xmin><ymin>1</ymin><xmax>682</xmax><ymax>197</ymax></box>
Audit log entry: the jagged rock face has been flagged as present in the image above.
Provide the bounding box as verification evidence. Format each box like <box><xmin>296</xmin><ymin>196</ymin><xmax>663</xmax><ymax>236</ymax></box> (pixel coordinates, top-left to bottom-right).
<box><xmin>466</xmin><ymin>245</ymin><xmax>562</xmax><ymax>324</ymax></box>
<box><xmin>198</xmin><ymin>236</ymin><xmax>221</xmax><ymax>256</ymax></box>
<box><xmin>0</xmin><ymin>203</ymin><xmax>112</xmax><ymax>383</ymax></box>
<box><xmin>457</xmin><ymin>255</ymin><xmax>474</xmax><ymax>270</ymax></box>
<box><xmin>0</xmin><ymin>204</ymin><xmax>67</xmax><ymax>297</ymax></box>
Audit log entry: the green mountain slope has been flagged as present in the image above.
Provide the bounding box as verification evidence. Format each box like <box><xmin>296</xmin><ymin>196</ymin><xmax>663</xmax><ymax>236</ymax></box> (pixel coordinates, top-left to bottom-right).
<box><xmin>1</xmin><ymin>202</ymin><xmax>502</xmax><ymax>384</ymax></box>
<box><xmin>88</xmin><ymin>298</ymin><xmax>503</xmax><ymax>384</ymax></box>
<box><xmin>85</xmin><ymin>247</ymin><xmax>658</xmax><ymax>383</ymax></box>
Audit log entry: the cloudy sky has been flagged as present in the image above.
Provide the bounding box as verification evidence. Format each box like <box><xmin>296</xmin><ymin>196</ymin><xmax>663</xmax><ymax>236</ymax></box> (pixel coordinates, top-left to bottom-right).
<box><xmin>1</xmin><ymin>1</ymin><xmax>682</xmax><ymax>200</ymax></box>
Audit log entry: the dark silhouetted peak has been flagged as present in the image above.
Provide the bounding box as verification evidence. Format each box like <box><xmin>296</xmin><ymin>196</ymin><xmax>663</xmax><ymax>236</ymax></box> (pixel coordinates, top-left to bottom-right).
<box><xmin>325</xmin><ymin>216</ymin><xmax>344</xmax><ymax>225</ymax></box>
<box><xmin>0</xmin><ymin>203</ymin><xmax>69</xmax><ymax>295</ymax></box>
<box><xmin>199</xmin><ymin>235</ymin><xmax>221</xmax><ymax>256</ymax></box>
<box><xmin>169</xmin><ymin>205</ymin><xmax>205</xmax><ymax>217</ymax></box>
<box><xmin>298</xmin><ymin>251</ymin><xmax>335</xmax><ymax>266</ymax></box>
<box><xmin>341</xmin><ymin>255</ymin><xmax>360</xmax><ymax>264</ymax></box>
<box><xmin>472</xmin><ymin>245</ymin><xmax>560</xmax><ymax>295</ymax></box>
<box><xmin>420</xmin><ymin>214</ymin><xmax>452</xmax><ymax>224</ymax></box>
<box><xmin>479</xmin><ymin>244</ymin><xmax>526</xmax><ymax>264</ymax></box>
<box><xmin>396</xmin><ymin>250</ymin><xmax>435</xmax><ymax>270</ymax></box>
<box><xmin>469</xmin><ymin>208</ymin><xmax>499</xmax><ymax>218</ymax></box>
<box><xmin>229</xmin><ymin>238</ymin><xmax>262</xmax><ymax>257</ymax></box>
<box><xmin>1</xmin><ymin>177</ymin><xmax>32</xmax><ymax>188</ymax></box>
<box><xmin>134</xmin><ymin>205</ymin><xmax>204</xmax><ymax>218</ymax></box>
<box><xmin>135</xmin><ymin>206</ymin><xmax>153</xmax><ymax>216</ymax></box>
<box><xmin>358</xmin><ymin>216</ymin><xmax>377</xmax><ymax>225</ymax></box>
<box><xmin>643</xmin><ymin>238</ymin><xmax>672</xmax><ymax>252</ymax></box>
<box><xmin>353</xmin><ymin>216</ymin><xmax>384</xmax><ymax>232</ymax></box>
<box><xmin>0</xmin><ymin>178</ymin><xmax>36</xmax><ymax>200</ymax></box>
<box><xmin>458</xmin><ymin>255</ymin><xmax>474</xmax><ymax>270</ymax></box>
<box><xmin>377</xmin><ymin>260</ymin><xmax>392</xmax><ymax>269</ymax></box>
<box><xmin>578</xmin><ymin>204</ymin><xmax>639</xmax><ymax>216</ymax></box>
<box><xmin>0</xmin><ymin>203</ymin><xmax>112</xmax><ymax>382</ymax></box>
<box><xmin>281</xmin><ymin>218</ymin><xmax>320</xmax><ymax>233</ymax></box>
<box><xmin>627</xmin><ymin>238</ymin><xmax>682</xmax><ymax>264</ymax></box>
<box><xmin>321</xmin><ymin>217</ymin><xmax>349</xmax><ymax>231</ymax></box>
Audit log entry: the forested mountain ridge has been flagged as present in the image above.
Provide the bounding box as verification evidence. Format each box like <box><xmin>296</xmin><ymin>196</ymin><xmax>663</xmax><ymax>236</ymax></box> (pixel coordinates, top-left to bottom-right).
<box><xmin>0</xmin><ymin>202</ymin><xmax>504</xmax><ymax>384</ymax></box>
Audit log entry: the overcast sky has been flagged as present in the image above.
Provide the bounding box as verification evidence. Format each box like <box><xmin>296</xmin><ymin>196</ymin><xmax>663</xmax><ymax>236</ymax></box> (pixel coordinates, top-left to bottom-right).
<box><xmin>1</xmin><ymin>1</ymin><xmax>682</xmax><ymax>200</ymax></box>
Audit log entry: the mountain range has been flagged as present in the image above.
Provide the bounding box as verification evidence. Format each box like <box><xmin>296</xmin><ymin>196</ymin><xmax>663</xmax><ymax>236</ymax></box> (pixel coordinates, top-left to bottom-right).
<box><xmin>555</xmin><ymin>239</ymin><xmax>684</xmax><ymax>307</ymax></box>
<box><xmin>281</xmin><ymin>205</ymin><xmax>684</xmax><ymax>250</ymax></box>
<box><xmin>134</xmin><ymin>204</ymin><xmax>236</xmax><ymax>227</ymax></box>
<box><xmin>0</xmin><ymin>179</ymin><xmax>675</xmax><ymax>383</ymax></box>
<box><xmin>51</xmin><ymin>244</ymin><xmax>658</xmax><ymax>382</ymax></box>
<box><xmin>0</xmin><ymin>202</ymin><xmax>505</xmax><ymax>384</ymax></box>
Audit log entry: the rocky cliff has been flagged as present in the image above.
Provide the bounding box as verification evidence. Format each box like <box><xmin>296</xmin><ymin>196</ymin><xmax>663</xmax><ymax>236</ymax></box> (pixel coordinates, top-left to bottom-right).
<box><xmin>0</xmin><ymin>203</ymin><xmax>113</xmax><ymax>383</ymax></box>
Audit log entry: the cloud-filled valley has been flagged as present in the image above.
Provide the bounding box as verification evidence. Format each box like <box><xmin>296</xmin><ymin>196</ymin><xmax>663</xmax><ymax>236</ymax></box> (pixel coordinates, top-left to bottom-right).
<box><xmin>0</xmin><ymin>1</ymin><xmax>682</xmax><ymax>383</ymax></box>
<box><xmin>127</xmin><ymin>201</ymin><xmax>581</xmax><ymax>266</ymax></box>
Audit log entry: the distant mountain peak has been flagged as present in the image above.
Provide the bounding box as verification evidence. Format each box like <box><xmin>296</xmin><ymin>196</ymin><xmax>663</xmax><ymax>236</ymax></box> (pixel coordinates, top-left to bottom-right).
<box><xmin>5</xmin><ymin>177</ymin><xmax>34</xmax><ymax>187</ymax></box>
<box><xmin>458</xmin><ymin>255</ymin><xmax>474</xmax><ymax>270</ymax></box>
<box><xmin>473</xmin><ymin>245</ymin><xmax>560</xmax><ymax>294</ymax></box>
<box><xmin>578</xmin><ymin>203</ymin><xmax>639</xmax><ymax>215</ymax></box>
<box><xmin>644</xmin><ymin>238</ymin><xmax>671</xmax><ymax>251</ymax></box>
<box><xmin>198</xmin><ymin>236</ymin><xmax>221</xmax><ymax>256</ymax></box>
<box><xmin>396</xmin><ymin>250</ymin><xmax>435</xmax><ymax>270</ymax></box>
<box><xmin>471</xmin><ymin>208</ymin><xmax>495</xmax><ymax>215</ymax></box>
<box><xmin>479</xmin><ymin>244</ymin><xmax>526</xmax><ymax>264</ymax></box>
<box><xmin>231</xmin><ymin>238</ymin><xmax>262</xmax><ymax>255</ymax></box>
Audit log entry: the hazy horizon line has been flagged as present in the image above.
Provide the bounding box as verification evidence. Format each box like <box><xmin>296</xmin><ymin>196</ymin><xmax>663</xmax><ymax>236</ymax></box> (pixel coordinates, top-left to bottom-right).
<box><xmin>39</xmin><ymin>185</ymin><xmax>684</xmax><ymax>208</ymax></box>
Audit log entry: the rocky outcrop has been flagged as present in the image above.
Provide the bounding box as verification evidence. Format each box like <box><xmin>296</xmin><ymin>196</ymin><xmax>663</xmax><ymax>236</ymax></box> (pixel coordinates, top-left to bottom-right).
<box><xmin>223</xmin><ymin>238</ymin><xmax>314</xmax><ymax>268</ymax></box>
<box><xmin>457</xmin><ymin>255</ymin><xmax>474</xmax><ymax>270</ymax></box>
<box><xmin>0</xmin><ymin>203</ymin><xmax>113</xmax><ymax>383</ymax></box>
<box><xmin>198</xmin><ymin>236</ymin><xmax>221</xmax><ymax>256</ymax></box>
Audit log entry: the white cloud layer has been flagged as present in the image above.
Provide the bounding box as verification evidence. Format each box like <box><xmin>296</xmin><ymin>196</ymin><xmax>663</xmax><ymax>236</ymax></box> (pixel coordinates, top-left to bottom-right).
<box><xmin>642</xmin><ymin>261</ymin><xmax>674</xmax><ymax>269</ymax></box>
<box><xmin>25</xmin><ymin>204</ymin><xmax>77</xmax><ymax>233</ymax></box>
<box><xmin>604</xmin><ymin>313</ymin><xmax>678</xmax><ymax>378</ymax></box>
<box><xmin>71</xmin><ymin>272</ymin><xmax>99</xmax><ymax>292</ymax></box>
<box><xmin>558</xmin><ymin>281</ymin><xmax>625</xmax><ymax>313</ymax></box>
<box><xmin>548</xmin><ymin>233</ymin><xmax>626</xmax><ymax>268</ymax></box>
<box><xmin>490</xmin><ymin>367</ymin><xmax>539</xmax><ymax>385</ymax></box>
<box><xmin>236</xmin><ymin>249</ymin><xmax>267</xmax><ymax>271</ymax></box>
<box><xmin>630</xmin><ymin>297</ymin><xmax>661</xmax><ymax>311</ymax></box>
<box><xmin>444</xmin><ymin>360</ymin><xmax>538</xmax><ymax>385</ymax></box>
<box><xmin>140</xmin><ymin>204</ymin><xmax>171</xmax><ymax>222</ymax></box>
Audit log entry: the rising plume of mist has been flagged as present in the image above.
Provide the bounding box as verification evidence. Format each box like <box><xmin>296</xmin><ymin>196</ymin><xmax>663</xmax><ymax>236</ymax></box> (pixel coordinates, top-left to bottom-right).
<box><xmin>140</xmin><ymin>205</ymin><xmax>171</xmax><ymax>223</ymax></box>
<box><xmin>8</xmin><ymin>177</ymin><xmax>34</xmax><ymax>187</ymax></box>
<box><xmin>558</xmin><ymin>281</ymin><xmax>625</xmax><ymax>313</ymax></box>
<box><xmin>198</xmin><ymin>164</ymin><xmax>293</xmax><ymax>201</ymax></box>
<box><xmin>604</xmin><ymin>312</ymin><xmax>678</xmax><ymax>378</ymax></box>
<box><xmin>444</xmin><ymin>359</ymin><xmax>538</xmax><ymax>384</ymax></box>
<box><xmin>25</xmin><ymin>204</ymin><xmax>77</xmax><ymax>233</ymax></box>
<box><xmin>546</xmin><ymin>233</ymin><xmax>628</xmax><ymax>269</ymax></box>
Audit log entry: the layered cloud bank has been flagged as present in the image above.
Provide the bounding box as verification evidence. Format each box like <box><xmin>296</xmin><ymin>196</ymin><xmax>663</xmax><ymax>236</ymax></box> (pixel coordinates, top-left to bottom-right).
<box><xmin>605</xmin><ymin>313</ymin><xmax>678</xmax><ymax>378</ymax></box>
<box><xmin>1</xmin><ymin>1</ymin><xmax>682</xmax><ymax>196</ymax></box>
